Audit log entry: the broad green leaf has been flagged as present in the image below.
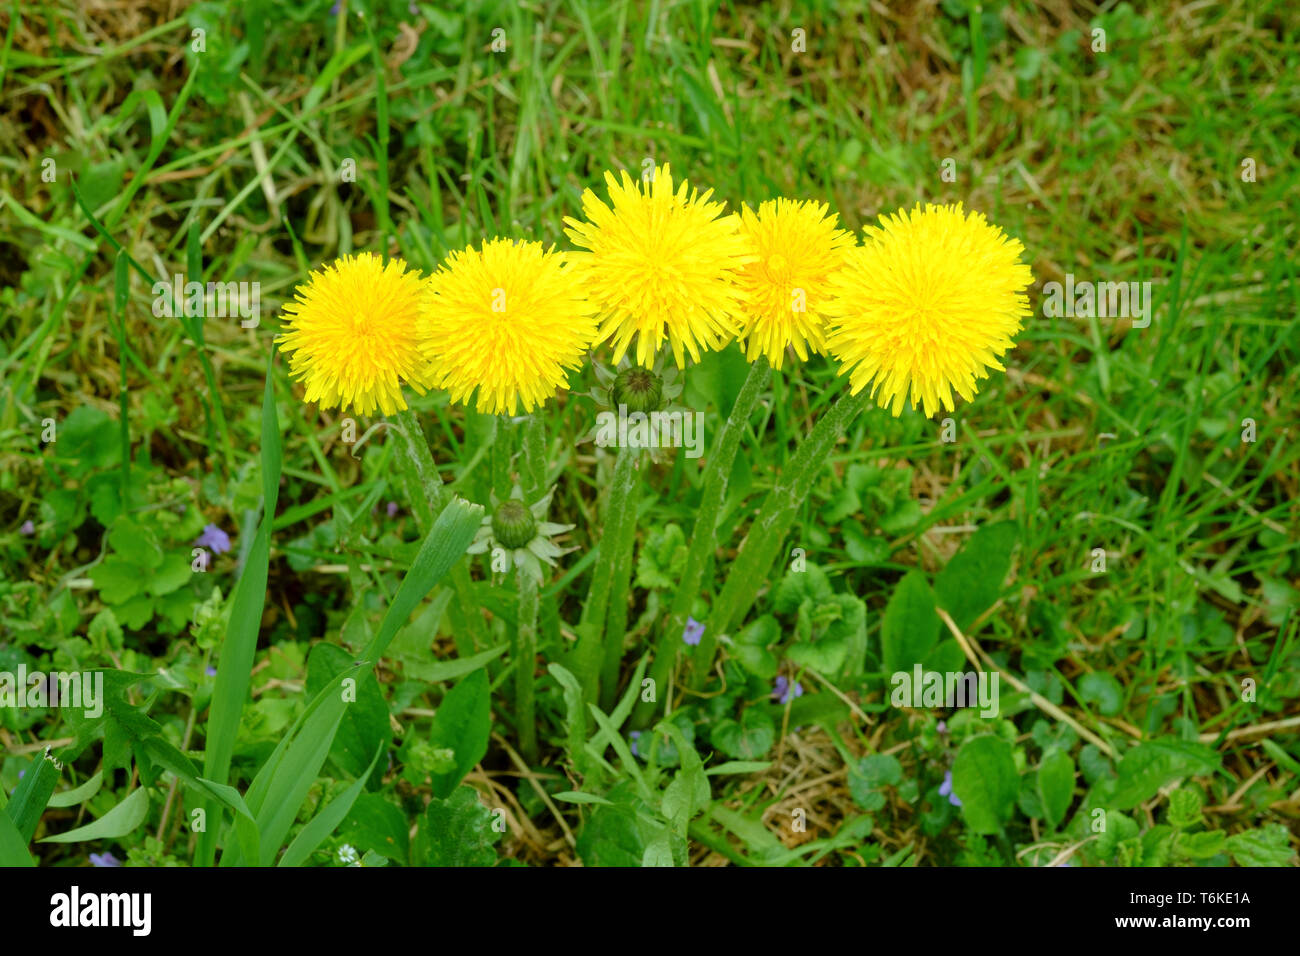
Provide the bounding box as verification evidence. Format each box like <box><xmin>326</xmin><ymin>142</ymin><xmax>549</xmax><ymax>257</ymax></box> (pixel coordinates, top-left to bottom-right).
<box><xmin>934</xmin><ymin>521</ymin><xmax>1018</xmax><ymax>632</ymax></box>
<box><xmin>413</xmin><ymin>786</ymin><xmax>500</xmax><ymax>866</ymax></box>
<box><xmin>1111</xmin><ymin>739</ymin><xmax>1221</xmax><ymax>810</ymax></box>
<box><xmin>881</xmin><ymin>570</ymin><xmax>940</xmax><ymax>674</ymax></box>
<box><xmin>710</xmin><ymin>708</ymin><xmax>775</xmax><ymax>760</ymax></box>
<box><xmin>1037</xmin><ymin>749</ymin><xmax>1075</xmax><ymax>830</ymax></box>
<box><xmin>641</xmin><ymin>832</ymin><xmax>674</xmax><ymax>867</ymax></box>
<box><xmin>340</xmin><ymin>794</ymin><xmax>411</xmax><ymax>862</ymax></box>
<box><xmin>428</xmin><ymin>669</ymin><xmax>491</xmax><ymax>799</ymax></box>
<box><xmin>1078</xmin><ymin>671</ymin><xmax>1124</xmax><ymax>716</ymax></box>
<box><xmin>107</xmin><ymin>518</ymin><xmax>163</xmax><ymax>570</ymax></box>
<box><xmin>1225</xmin><ymin>824</ymin><xmax>1295</xmax><ymax>867</ymax></box>
<box><xmin>951</xmin><ymin>735</ymin><xmax>1018</xmax><ymax>834</ymax></box>
<box><xmin>575</xmin><ymin>782</ymin><xmax>656</xmax><ymax>868</ymax></box>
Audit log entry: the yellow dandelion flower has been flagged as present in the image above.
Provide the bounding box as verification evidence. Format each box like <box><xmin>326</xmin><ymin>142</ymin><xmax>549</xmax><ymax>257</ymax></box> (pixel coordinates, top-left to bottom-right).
<box><xmin>735</xmin><ymin>198</ymin><xmax>856</xmax><ymax>369</ymax></box>
<box><xmin>278</xmin><ymin>253</ymin><xmax>434</xmax><ymax>417</ymax></box>
<box><xmin>825</xmin><ymin>203</ymin><xmax>1033</xmax><ymax>417</ymax></box>
<box><xmin>564</xmin><ymin>163</ymin><xmax>754</xmax><ymax>368</ymax></box>
<box><xmin>419</xmin><ymin>238</ymin><xmax>597</xmax><ymax>416</ymax></box>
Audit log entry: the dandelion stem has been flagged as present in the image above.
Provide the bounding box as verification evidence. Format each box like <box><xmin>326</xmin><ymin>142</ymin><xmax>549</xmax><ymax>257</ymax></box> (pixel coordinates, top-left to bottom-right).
<box><xmin>391</xmin><ymin>405</ymin><xmax>484</xmax><ymax>657</ymax></box>
<box><xmin>521</xmin><ymin>413</ymin><xmax>546</xmax><ymax>500</ymax></box>
<box><xmin>392</xmin><ymin>407</ymin><xmax>444</xmax><ymax>526</ymax></box>
<box><xmin>572</xmin><ymin>443</ymin><xmax>638</xmax><ymax>704</ymax></box>
<box><xmin>516</xmin><ymin>564</ymin><xmax>540</xmax><ymax>763</ymax></box>
<box><xmin>632</xmin><ymin>357</ymin><xmax>771</xmax><ymax>727</ymax></box>
<box><xmin>692</xmin><ymin>386</ymin><xmax>871</xmax><ymax>686</ymax></box>
<box><xmin>599</xmin><ymin>450</ymin><xmax>642</xmax><ymax>712</ymax></box>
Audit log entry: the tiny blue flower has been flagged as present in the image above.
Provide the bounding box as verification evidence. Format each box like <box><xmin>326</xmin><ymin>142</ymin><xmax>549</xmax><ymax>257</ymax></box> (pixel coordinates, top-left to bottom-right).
<box><xmin>938</xmin><ymin>769</ymin><xmax>962</xmax><ymax>807</ymax></box>
<box><xmin>20</xmin><ymin>520</ymin><xmax>35</xmax><ymax>536</ymax></box>
<box><xmin>196</xmin><ymin>524</ymin><xmax>232</xmax><ymax>555</ymax></box>
<box><xmin>682</xmin><ymin>617</ymin><xmax>704</xmax><ymax>646</ymax></box>
<box><xmin>386</xmin><ymin>501</ymin><xmax>400</xmax><ymax>518</ymax></box>
<box><xmin>772</xmin><ymin>676</ymin><xmax>803</xmax><ymax>705</ymax></box>
<box><xmin>629</xmin><ymin>730</ymin><xmax>642</xmax><ymax>758</ymax></box>
<box><xmin>89</xmin><ymin>852</ymin><xmax>121</xmax><ymax>868</ymax></box>
<box><xmin>205</xmin><ymin>666</ymin><xmax>217</xmax><ymax>677</ymax></box>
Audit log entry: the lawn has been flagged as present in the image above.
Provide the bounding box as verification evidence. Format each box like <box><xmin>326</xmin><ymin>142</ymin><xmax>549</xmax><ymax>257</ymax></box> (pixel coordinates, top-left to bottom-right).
<box><xmin>0</xmin><ymin>0</ymin><xmax>1296</xmax><ymax>869</ymax></box>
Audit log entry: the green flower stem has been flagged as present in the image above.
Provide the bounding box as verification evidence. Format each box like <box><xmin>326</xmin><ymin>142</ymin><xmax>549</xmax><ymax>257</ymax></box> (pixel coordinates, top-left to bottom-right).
<box><xmin>393</xmin><ymin>406</ymin><xmax>444</xmax><ymax>528</ymax></box>
<box><xmin>490</xmin><ymin>415</ymin><xmax>512</xmax><ymax>500</ymax></box>
<box><xmin>690</xmin><ymin>386</ymin><xmax>871</xmax><ymax>688</ymax></box>
<box><xmin>632</xmin><ymin>357</ymin><xmax>771</xmax><ymax>727</ymax></box>
<box><xmin>520</xmin><ymin>409</ymin><xmax>564</xmax><ymax>648</ymax></box>
<box><xmin>516</xmin><ymin>564</ymin><xmax>540</xmax><ymax>764</ymax></box>
<box><xmin>521</xmin><ymin>412</ymin><xmax>546</xmax><ymax>501</ymax></box>
<box><xmin>572</xmin><ymin>442</ymin><xmax>638</xmax><ymax>705</ymax></box>
<box><xmin>392</xmin><ymin>405</ymin><xmax>485</xmax><ymax>657</ymax></box>
<box><xmin>599</xmin><ymin>450</ymin><xmax>642</xmax><ymax>712</ymax></box>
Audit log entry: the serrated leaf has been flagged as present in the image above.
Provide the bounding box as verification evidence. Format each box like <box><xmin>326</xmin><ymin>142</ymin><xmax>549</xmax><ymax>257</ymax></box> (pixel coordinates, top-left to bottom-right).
<box><xmin>91</xmin><ymin>556</ymin><xmax>147</xmax><ymax>604</ymax></box>
<box><xmin>1111</xmin><ymin>739</ymin><xmax>1221</xmax><ymax>810</ymax></box>
<box><xmin>146</xmin><ymin>551</ymin><xmax>193</xmax><ymax>597</ymax></box>
<box><xmin>413</xmin><ymin>786</ymin><xmax>500</xmax><ymax>866</ymax></box>
<box><xmin>1225</xmin><ymin>824</ymin><xmax>1295</xmax><ymax>867</ymax></box>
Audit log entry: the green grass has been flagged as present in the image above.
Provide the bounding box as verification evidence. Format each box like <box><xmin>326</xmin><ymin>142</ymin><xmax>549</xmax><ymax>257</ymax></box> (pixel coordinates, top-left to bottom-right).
<box><xmin>0</xmin><ymin>0</ymin><xmax>1296</xmax><ymax>867</ymax></box>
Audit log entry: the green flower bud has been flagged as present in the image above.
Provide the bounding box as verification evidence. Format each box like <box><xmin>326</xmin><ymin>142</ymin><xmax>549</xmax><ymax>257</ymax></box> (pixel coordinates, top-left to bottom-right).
<box><xmin>611</xmin><ymin>367</ymin><xmax>664</xmax><ymax>414</ymax></box>
<box><xmin>491</xmin><ymin>499</ymin><xmax>537</xmax><ymax>550</ymax></box>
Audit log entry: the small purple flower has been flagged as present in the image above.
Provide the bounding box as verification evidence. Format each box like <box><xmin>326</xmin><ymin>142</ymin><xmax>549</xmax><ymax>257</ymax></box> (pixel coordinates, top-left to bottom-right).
<box><xmin>629</xmin><ymin>731</ymin><xmax>642</xmax><ymax>758</ymax></box>
<box><xmin>936</xmin><ymin>720</ymin><xmax>947</xmax><ymax>735</ymax></box>
<box><xmin>772</xmin><ymin>675</ymin><xmax>803</xmax><ymax>705</ymax></box>
<box><xmin>329</xmin><ymin>0</ymin><xmax>342</xmax><ymax>15</ymax></box>
<box><xmin>386</xmin><ymin>501</ymin><xmax>400</xmax><ymax>518</ymax></box>
<box><xmin>196</xmin><ymin>524</ymin><xmax>232</xmax><ymax>555</ymax></box>
<box><xmin>682</xmin><ymin>617</ymin><xmax>704</xmax><ymax>646</ymax></box>
<box><xmin>205</xmin><ymin>666</ymin><xmax>217</xmax><ymax>677</ymax></box>
<box><xmin>938</xmin><ymin>770</ymin><xmax>962</xmax><ymax>807</ymax></box>
<box><xmin>89</xmin><ymin>852</ymin><xmax>121</xmax><ymax>868</ymax></box>
<box><xmin>19</xmin><ymin>520</ymin><xmax>35</xmax><ymax>536</ymax></box>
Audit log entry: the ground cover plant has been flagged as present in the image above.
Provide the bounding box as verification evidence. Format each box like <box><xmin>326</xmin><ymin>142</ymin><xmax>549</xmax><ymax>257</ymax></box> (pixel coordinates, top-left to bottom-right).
<box><xmin>0</xmin><ymin>0</ymin><xmax>1297</xmax><ymax>870</ymax></box>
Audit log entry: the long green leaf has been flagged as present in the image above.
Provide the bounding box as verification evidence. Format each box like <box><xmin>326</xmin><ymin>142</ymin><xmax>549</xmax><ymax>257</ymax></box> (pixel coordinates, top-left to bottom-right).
<box><xmin>197</xmin><ymin>357</ymin><xmax>282</xmax><ymax>865</ymax></box>
<box><xmin>225</xmin><ymin>495</ymin><xmax>482</xmax><ymax>865</ymax></box>
<box><xmin>39</xmin><ymin>788</ymin><xmax>149</xmax><ymax>844</ymax></box>
<box><xmin>278</xmin><ymin>745</ymin><xmax>384</xmax><ymax>867</ymax></box>
<box><xmin>6</xmin><ymin>752</ymin><xmax>60</xmax><ymax>841</ymax></box>
<box><xmin>47</xmin><ymin>771</ymin><xmax>104</xmax><ymax>808</ymax></box>
<box><xmin>0</xmin><ymin>803</ymin><xmax>34</xmax><ymax>866</ymax></box>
